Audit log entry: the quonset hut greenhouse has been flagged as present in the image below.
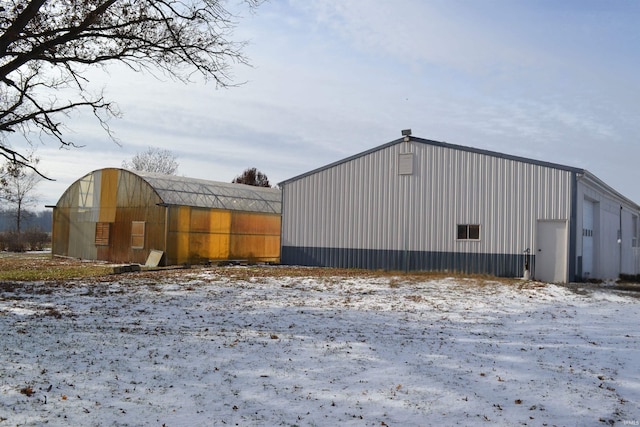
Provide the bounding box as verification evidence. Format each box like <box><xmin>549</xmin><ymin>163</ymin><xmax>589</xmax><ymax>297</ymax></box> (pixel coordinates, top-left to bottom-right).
<box><xmin>279</xmin><ymin>134</ymin><xmax>640</xmax><ymax>283</ymax></box>
<box><xmin>51</xmin><ymin>168</ymin><xmax>281</xmax><ymax>265</ymax></box>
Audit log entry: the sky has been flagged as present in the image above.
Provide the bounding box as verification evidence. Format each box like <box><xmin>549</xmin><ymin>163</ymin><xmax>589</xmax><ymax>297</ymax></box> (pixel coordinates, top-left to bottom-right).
<box><xmin>8</xmin><ymin>0</ymin><xmax>640</xmax><ymax>207</ymax></box>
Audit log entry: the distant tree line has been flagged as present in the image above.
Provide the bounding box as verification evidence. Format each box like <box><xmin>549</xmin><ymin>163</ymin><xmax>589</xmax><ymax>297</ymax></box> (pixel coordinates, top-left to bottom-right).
<box><xmin>0</xmin><ymin>209</ymin><xmax>51</xmax><ymax>232</ymax></box>
<box><xmin>0</xmin><ymin>209</ymin><xmax>51</xmax><ymax>251</ymax></box>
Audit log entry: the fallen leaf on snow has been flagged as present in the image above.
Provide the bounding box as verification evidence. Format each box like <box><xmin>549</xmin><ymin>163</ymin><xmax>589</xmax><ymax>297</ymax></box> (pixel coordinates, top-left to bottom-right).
<box><xmin>19</xmin><ymin>387</ymin><xmax>35</xmax><ymax>397</ymax></box>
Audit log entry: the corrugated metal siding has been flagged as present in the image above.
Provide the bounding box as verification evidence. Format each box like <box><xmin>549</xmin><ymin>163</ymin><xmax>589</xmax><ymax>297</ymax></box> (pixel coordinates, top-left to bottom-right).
<box><xmin>281</xmin><ymin>140</ymin><xmax>573</xmax><ymax>272</ymax></box>
<box><xmin>576</xmin><ymin>177</ymin><xmax>640</xmax><ymax>279</ymax></box>
<box><xmin>281</xmin><ymin>246</ymin><xmax>527</xmax><ymax>276</ymax></box>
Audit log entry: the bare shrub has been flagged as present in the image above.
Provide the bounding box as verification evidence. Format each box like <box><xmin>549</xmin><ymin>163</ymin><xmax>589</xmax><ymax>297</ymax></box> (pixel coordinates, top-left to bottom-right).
<box><xmin>23</xmin><ymin>228</ymin><xmax>50</xmax><ymax>251</ymax></box>
<box><xmin>0</xmin><ymin>231</ymin><xmax>26</xmax><ymax>252</ymax></box>
<box><xmin>0</xmin><ymin>229</ymin><xmax>49</xmax><ymax>252</ymax></box>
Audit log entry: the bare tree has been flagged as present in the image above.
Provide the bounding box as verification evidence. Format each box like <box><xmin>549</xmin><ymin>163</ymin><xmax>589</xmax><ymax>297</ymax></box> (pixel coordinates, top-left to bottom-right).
<box><xmin>123</xmin><ymin>146</ymin><xmax>179</xmax><ymax>174</ymax></box>
<box><xmin>0</xmin><ymin>0</ymin><xmax>261</xmax><ymax>174</ymax></box>
<box><xmin>232</xmin><ymin>167</ymin><xmax>270</xmax><ymax>187</ymax></box>
<box><xmin>0</xmin><ymin>156</ymin><xmax>42</xmax><ymax>234</ymax></box>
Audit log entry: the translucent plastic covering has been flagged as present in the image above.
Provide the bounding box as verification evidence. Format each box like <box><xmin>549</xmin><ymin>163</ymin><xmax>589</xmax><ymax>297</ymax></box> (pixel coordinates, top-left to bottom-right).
<box><xmin>134</xmin><ymin>171</ymin><xmax>281</xmax><ymax>213</ymax></box>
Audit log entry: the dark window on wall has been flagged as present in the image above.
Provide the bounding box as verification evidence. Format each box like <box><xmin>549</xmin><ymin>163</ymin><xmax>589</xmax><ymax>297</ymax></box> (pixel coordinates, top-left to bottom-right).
<box><xmin>457</xmin><ymin>224</ymin><xmax>480</xmax><ymax>240</ymax></box>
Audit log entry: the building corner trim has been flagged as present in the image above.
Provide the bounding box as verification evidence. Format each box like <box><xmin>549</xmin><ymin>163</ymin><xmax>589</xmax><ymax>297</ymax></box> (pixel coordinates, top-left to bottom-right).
<box><xmin>568</xmin><ymin>171</ymin><xmax>578</xmax><ymax>282</ymax></box>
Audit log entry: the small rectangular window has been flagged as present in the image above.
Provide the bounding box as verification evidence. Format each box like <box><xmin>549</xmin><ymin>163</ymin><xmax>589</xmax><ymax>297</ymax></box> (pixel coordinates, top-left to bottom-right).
<box><xmin>131</xmin><ymin>221</ymin><xmax>146</xmax><ymax>249</ymax></box>
<box><xmin>468</xmin><ymin>224</ymin><xmax>480</xmax><ymax>240</ymax></box>
<box><xmin>457</xmin><ymin>224</ymin><xmax>480</xmax><ymax>240</ymax></box>
<box><xmin>95</xmin><ymin>222</ymin><xmax>110</xmax><ymax>246</ymax></box>
<box><xmin>457</xmin><ymin>225</ymin><xmax>467</xmax><ymax>240</ymax></box>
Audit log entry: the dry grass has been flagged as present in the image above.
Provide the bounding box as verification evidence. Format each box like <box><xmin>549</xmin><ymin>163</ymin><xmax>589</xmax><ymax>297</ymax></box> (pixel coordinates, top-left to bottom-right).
<box><xmin>0</xmin><ymin>252</ymin><xmax>523</xmax><ymax>287</ymax></box>
<box><xmin>0</xmin><ymin>252</ymin><xmax>113</xmax><ymax>281</ymax></box>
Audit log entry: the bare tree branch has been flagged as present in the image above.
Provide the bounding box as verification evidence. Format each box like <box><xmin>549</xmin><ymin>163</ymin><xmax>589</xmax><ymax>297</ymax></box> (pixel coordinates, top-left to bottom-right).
<box><xmin>1</xmin><ymin>0</ymin><xmax>263</xmax><ymax>174</ymax></box>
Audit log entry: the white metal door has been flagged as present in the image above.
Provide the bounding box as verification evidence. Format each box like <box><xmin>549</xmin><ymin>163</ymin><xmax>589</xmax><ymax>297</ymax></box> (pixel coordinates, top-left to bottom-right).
<box><xmin>536</xmin><ymin>220</ymin><xmax>568</xmax><ymax>283</ymax></box>
<box><xmin>582</xmin><ymin>199</ymin><xmax>594</xmax><ymax>279</ymax></box>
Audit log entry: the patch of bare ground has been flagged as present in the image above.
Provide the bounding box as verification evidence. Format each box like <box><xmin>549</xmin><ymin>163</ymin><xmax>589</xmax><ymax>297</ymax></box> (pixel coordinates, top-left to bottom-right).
<box><xmin>561</xmin><ymin>281</ymin><xmax>640</xmax><ymax>299</ymax></box>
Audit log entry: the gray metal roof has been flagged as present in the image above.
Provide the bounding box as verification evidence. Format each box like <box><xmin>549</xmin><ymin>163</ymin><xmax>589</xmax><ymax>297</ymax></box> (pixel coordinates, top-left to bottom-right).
<box><xmin>279</xmin><ymin>136</ymin><xmax>585</xmax><ymax>186</ymax></box>
<box><xmin>133</xmin><ymin>171</ymin><xmax>281</xmax><ymax>214</ymax></box>
<box><xmin>277</xmin><ymin>135</ymin><xmax>640</xmax><ymax>210</ymax></box>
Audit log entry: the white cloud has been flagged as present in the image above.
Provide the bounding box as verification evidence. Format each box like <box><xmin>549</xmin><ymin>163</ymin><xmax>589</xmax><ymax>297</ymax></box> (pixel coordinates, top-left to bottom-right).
<box><xmin>11</xmin><ymin>0</ymin><xmax>640</xmax><ymax>207</ymax></box>
<box><xmin>290</xmin><ymin>0</ymin><xmax>538</xmax><ymax>72</ymax></box>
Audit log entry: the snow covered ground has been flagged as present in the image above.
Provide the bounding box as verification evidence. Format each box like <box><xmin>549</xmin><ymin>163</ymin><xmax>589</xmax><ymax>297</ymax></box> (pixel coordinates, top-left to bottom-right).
<box><xmin>1</xmin><ymin>267</ymin><xmax>639</xmax><ymax>426</ymax></box>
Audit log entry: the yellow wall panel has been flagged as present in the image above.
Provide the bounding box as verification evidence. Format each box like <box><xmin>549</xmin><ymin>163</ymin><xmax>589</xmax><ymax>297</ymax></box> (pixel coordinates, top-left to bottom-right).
<box><xmin>98</xmin><ymin>168</ymin><xmax>118</xmax><ymax>222</ymax></box>
<box><xmin>210</xmin><ymin>211</ymin><xmax>232</xmax><ymax>234</ymax></box>
<box><xmin>171</xmin><ymin>206</ymin><xmax>191</xmax><ymax>232</ymax></box>
<box><xmin>167</xmin><ymin>207</ymin><xmax>193</xmax><ymax>264</ymax></box>
<box><xmin>206</xmin><ymin>233</ymin><xmax>230</xmax><ymax>259</ymax></box>
<box><xmin>186</xmin><ymin>233</ymin><xmax>230</xmax><ymax>261</ymax></box>
<box><xmin>189</xmin><ymin>233</ymin><xmax>208</xmax><ymax>262</ymax></box>
<box><xmin>190</xmin><ymin>209</ymin><xmax>231</xmax><ymax>234</ymax></box>
<box><xmin>175</xmin><ymin>232</ymin><xmax>191</xmax><ymax>264</ymax></box>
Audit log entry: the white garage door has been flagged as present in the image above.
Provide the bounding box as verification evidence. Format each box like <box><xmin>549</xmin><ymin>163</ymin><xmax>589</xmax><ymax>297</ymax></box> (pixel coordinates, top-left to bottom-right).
<box><xmin>582</xmin><ymin>199</ymin><xmax>594</xmax><ymax>279</ymax></box>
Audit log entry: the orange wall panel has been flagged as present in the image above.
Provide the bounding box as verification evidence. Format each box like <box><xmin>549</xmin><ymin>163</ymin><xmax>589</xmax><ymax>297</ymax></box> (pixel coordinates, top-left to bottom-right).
<box><xmin>231</xmin><ymin>212</ymin><xmax>281</xmax><ymax>235</ymax></box>
<box><xmin>229</xmin><ymin>235</ymin><xmax>281</xmax><ymax>261</ymax></box>
<box><xmin>190</xmin><ymin>208</ymin><xmax>210</xmax><ymax>232</ymax></box>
